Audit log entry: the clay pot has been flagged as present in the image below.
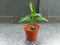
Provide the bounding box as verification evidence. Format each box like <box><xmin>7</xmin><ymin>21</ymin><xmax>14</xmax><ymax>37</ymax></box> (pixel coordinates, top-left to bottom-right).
<box><xmin>24</xmin><ymin>24</ymin><xmax>40</xmax><ymax>41</ymax></box>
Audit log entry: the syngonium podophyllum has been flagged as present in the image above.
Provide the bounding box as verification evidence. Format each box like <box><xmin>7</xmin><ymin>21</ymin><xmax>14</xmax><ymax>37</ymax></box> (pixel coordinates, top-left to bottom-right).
<box><xmin>19</xmin><ymin>2</ymin><xmax>48</xmax><ymax>26</ymax></box>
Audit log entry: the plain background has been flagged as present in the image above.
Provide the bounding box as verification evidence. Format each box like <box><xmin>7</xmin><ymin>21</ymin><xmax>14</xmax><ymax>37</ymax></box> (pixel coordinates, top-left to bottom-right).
<box><xmin>40</xmin><ymin>0</ymin><xmax>60</xmax><ymax>23</ymax></box>
<box><xmin>0</xmin><ymin>0</ymin><xmax>39</xmax><ymax>23</ymax></box>
<box><xmin>0</xmin><ymin>0</ymin><xmax>60</xmax><ymax>23</ymax></box>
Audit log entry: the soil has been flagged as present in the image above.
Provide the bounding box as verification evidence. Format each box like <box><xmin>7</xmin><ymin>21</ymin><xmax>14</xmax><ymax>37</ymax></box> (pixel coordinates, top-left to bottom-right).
<box><xmin>26</xmin><ymin>25</ymin><xmax>38</xmax><ymax>30</ymax></box>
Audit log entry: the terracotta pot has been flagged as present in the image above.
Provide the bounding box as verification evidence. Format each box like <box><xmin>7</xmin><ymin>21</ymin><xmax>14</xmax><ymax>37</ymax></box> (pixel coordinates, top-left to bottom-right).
<box><xmin>24</xmin><ymin>24</ymin><xmax>40</xmax><ymax>41</ymax></box>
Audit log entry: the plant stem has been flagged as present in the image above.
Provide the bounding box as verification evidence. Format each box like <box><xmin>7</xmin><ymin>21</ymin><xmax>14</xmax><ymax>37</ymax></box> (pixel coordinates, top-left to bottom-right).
<box><xmin>30</xmin><ymin>13</ymin><xmax>34</xmax><ymax>26</ymax></box>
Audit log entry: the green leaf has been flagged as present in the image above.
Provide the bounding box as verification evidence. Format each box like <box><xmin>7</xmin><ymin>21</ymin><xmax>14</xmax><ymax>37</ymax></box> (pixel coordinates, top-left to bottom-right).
<box><xmin>29</xmin><ymin>2</ymin><xmax>36</xmax><ymax>13</ymax></box>
<box><xmin>19</xmin><ymin>16</ymin><xmax>30</xmax><ymax>22</ymax></box>
<box><xmin>35</xmin><ymin>13</ymin><xmax>48</xmax><ymax>22</ymax></box>
<box><xmin>42</xmin><ymin>18</ymin><xmax>48</xmax><ymax>22</ymax></box>
<box><xmin>36</xmin><ymin>17</ymin><xmax>43</xmax><ymax>20</ymax></box>
<box><xmin>34</xmin><ymin>13</ymin><xmax>43</xmax><ymax>20</ymax></box>
<box><xmin>36</xmin><ymin>17</ymin><xmax>48</xmax><ymax>22</ymax></box>
<box><xmin>34</xmin><ymin>13</ymin><xmax>42</xmax><ymax>17</ymax></box>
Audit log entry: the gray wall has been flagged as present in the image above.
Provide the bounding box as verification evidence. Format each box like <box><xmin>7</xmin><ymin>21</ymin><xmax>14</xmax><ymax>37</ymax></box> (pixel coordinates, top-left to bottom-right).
<box><xmin>48</xmin><ymin>0</ymin><xmax>60</xmax><ymax>16</ymax></box>
<box><xmin>39</xmin><ymin>0</ymin><xmax>60</xmax><ymax>23</ymax></box>
<box><xmin>1</xmin><ymin>0</ymin><xmax>60</xmax><ymax>23</ymax></box>
<box><xmin>39</xmin><ymin>0</ymin><xmax>49</xmax><ymax>17</ymax></box>
<box><xmin>0</xmin><ymin>0</ymin><xmax>39</xmax><ymax>23</ymax></box>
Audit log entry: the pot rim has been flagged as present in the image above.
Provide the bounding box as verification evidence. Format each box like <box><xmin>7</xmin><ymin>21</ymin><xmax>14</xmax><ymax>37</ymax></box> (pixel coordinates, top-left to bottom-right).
<box><xmin>23</xmin><ymin>23</ymin><xmax>40</xmax><ymax>31</ymax></box>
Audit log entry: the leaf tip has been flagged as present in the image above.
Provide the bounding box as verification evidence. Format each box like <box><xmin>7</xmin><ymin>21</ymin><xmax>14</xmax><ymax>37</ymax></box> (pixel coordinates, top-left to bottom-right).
<box><xmin>42</xmin><ymin>18</ymin><xmax>48</xmax><ymax>22</ymax></box>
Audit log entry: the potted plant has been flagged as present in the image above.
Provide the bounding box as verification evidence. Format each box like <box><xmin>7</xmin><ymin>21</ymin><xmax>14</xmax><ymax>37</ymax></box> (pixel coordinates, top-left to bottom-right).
<box><xmin>19</xmin><ymin>2</ymin><xmax>48</xmax><ymax>41</ymax></box>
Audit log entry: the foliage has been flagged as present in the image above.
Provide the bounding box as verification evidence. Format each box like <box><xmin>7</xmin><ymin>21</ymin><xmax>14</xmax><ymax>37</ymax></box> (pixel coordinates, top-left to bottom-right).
<box><xmin>19</xmin><ymin>2</ymin><xmax>48</xmax><ymax>25</ymax></box>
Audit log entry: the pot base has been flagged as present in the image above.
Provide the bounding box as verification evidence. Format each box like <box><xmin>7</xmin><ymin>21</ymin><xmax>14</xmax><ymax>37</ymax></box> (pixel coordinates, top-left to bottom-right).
<box><xmin>26</xmin><ymin>39</ymin><xmax>36</xmax><ymax>41</ymax></box>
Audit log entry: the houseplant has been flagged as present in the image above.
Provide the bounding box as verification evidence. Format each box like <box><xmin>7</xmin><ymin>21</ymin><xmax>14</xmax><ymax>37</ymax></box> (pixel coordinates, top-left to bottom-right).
<box><xmin>19</xmin><ymin>2</ymin><xmax>48</xmax><ymax>41</ymax></box>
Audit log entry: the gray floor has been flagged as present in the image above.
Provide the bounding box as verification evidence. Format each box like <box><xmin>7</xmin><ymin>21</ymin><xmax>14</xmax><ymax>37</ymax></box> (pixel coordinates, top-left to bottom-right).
<box><xmin>0</xmin><ymin>23</ymin><xmax>60</xmax><ymax>45</ymax></box>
